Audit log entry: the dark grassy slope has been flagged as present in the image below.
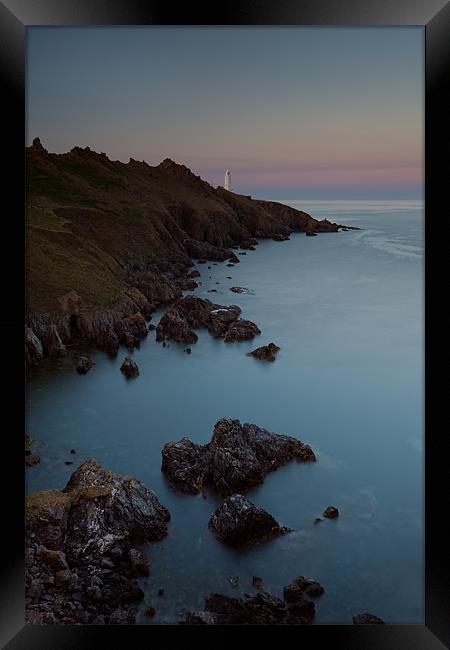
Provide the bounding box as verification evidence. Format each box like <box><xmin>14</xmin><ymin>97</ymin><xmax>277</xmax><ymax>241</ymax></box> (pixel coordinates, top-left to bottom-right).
<box><xmin>25</xmin><ymin>138</ymin><xmax>342</xmax><ymax>363</ymax></box>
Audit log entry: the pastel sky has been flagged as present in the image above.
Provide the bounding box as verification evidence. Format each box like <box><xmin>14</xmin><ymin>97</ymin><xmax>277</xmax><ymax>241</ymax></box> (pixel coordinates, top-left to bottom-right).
<box><xmin>27</xmin><ymin>27</ymin><xmax>424</xmax><ymax>200</ymax></box>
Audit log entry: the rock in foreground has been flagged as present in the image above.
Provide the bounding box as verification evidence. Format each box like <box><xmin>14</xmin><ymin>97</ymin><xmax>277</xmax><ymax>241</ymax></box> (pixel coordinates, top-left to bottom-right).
<box><xmin>26</xmin><ymin>459</ymin><xmax>170</xmax><ymax>624</ymax></box>
<box><xmin>208</xmin><ymin>494</ymin><xmax>291</xmax><ymax>546</ymax></box>
<box><xmin>283</xmin><ymin>576</ymin><xmax>325</xmax><ymax>602</ymax></box>
<box><xmin>184</xmin><ymin>585</ymin><xmax>320</xmax><ymax>625</ymax></box>
<box><xmin>162</xmin><ymin>418</ymin><xmax>315</xmax><ymax>495</ymax></box>
<box><xmin>247</xmin><ymin>342</ymin><xmax>280</xmax><ymax>362</ymax></box>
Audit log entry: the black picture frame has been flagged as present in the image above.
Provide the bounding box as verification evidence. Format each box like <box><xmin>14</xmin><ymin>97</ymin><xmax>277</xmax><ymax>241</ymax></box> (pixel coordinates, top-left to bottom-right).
<box><xmin>1</xmin><ymin>1</ymin><xmax>448</xmax><ymax>647</ymax></box>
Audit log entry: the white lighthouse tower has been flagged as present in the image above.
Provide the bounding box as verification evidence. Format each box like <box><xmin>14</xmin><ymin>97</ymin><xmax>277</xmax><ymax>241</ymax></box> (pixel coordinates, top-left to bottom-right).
<box><xmin>224</xmin><ymin>169</ymin><xmax>231</xmax><ymax>191</ymax></box>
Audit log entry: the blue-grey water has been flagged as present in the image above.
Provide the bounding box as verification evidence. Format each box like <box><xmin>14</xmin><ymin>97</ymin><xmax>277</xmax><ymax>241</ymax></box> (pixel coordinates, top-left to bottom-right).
<box><xmin>26</xmin><ymin>200</ymin><xmax>424</xmax><ymax>624</ymax></box>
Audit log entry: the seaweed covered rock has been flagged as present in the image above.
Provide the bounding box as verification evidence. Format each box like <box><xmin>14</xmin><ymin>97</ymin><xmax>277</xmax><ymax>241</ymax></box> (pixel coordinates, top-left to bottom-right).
<box><xmin>208</xmin><ymin>494</ymin><xmax>291</xmax><ymax>546</ymax></box>
<box><xmin>247</xmin><ymin>342</ymin><xmax>280</xmax><ymax>362</ymax></box>
<box><xmin>25</xmin><ymin>460</ymin><xmax>170</xmax><ymax>624</ymax></box>
<box><xmin>162</xmin><ymin>418</ymin><xmax>315</xmax><ymax>495</ymax></box>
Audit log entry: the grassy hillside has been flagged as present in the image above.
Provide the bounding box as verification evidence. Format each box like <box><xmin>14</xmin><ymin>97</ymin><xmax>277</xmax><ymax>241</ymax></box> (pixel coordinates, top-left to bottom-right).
<box><xmin>26</xmin><ymin>138</ymin><xmax>335</xmax><ymax>316</ymax></box>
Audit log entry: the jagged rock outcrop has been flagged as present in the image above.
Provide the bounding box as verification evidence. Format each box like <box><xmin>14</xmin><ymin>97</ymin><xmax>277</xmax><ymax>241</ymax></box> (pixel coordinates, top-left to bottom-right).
<box><xmin>134</xmin><ymin>271</ymin><xmax>182</xmax><ymax>308</ymax></box>
<box><xmin>184</xmin><ymin>583</ymin><xmax>321</xmax><ymax>625</ymax></box>
<box><xmin>247</xmin><ymin>342</ymin><xmax>280</xmax><ymax>362</ymax></box>
<box><xmin>208</xmin><ymin>494</ymin><xmax>291</xmax><ymax>546</ymax></box>
<box><xmin>184</xmin><ymin>239</ymin><xmax>239</xmax><ymax>263</ymax></box>
<box><xmin>120</xmin><ymin>356</ymin><xmax>139</xmax><ymax>378</ymax></box>
<box><xmin>223</xmin><ymin>319</ymin><xmax>261</xmax><ymax>343</ymax></box>
<box><xmin>161</xmin><ymin>418</ymin><xmax>316</xmax><ymax>495</ymax></box>
<box><xmin>25</xmin><ymin>460</ymin><xmax>170</xmax><ymax>624</ymax></box>
<box><xmin>156</xmin><ymin>296</ymin><xmax>244</xmax><ymax>344</ymax></box>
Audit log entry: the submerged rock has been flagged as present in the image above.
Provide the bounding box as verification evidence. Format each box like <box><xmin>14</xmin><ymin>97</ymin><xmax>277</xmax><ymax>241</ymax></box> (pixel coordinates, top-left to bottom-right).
<box><xmin>323</xmin><ymin>506</ymin><xmax>339</xmax><ymax>519</ymax></box>
<box><xmin>120</xmin><ymin>356</ymin><xmax>139</xmax><ymax>378</ymax></box>
<box><xmin>229</xmin><ymin>286</ymin><xmax>250</xmax><ymax>294</ymax></box>
<box><xmin>353</xmin><ymin>613</ymin><xmax>385</xmax><ymax>625</ymax></box>
<box><xmin>76</xmin><ymin>354</ymin><xmax>95</xmax><ymax>374</ymax></box>
<box><xmin>162</xmin><ymin>418</ymin><xmax>315</xmax><ymax>496</ymax></box>
<box><xmin>25</xmin><ymin>460</ymin><xmax>170</xmax><ymax>625</ymax></box>
<box><xmin>208</xmin><ymin>494</ymin><xmax>291</xmax><ymax>546</ymax></box>
<box><xmin>247</xmin><ymin>342</ymin><xmax>280</xmax><ymax>362</ymax></box>
<box><xmin>272</xmin><ymin>233</ymin><xmax>290</xmax><ymax>241</ymax></box>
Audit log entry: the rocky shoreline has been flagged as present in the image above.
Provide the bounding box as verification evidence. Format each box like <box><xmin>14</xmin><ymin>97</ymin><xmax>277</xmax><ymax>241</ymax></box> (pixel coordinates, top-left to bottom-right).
<box><xmin>25</xmin><ymin>138</ymin><xmax>357</xmax><ymax>370</ymax></box>
<box><xmin>26</xmin><ymin>460</ymin><xmax>170</xmax><ymax>624</ymax></box>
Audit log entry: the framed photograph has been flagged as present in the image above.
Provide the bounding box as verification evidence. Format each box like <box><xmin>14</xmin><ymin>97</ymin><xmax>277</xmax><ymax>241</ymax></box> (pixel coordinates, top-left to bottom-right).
<box><xmin>1</xmin><ymin>0</ymin><xmax>448</xmax><ymax>647</ymax></box>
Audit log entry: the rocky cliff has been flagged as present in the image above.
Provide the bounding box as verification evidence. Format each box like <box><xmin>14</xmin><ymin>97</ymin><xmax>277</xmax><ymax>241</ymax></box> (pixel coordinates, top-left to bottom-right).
<box><xmin>26</xmin><ymin>139</ymin><xmax>343</xmax><ymax>365</ymax></box>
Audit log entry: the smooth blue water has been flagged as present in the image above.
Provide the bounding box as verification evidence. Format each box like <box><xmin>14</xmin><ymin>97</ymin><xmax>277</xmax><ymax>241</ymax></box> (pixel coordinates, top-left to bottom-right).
<box><xmin>26</xmin><ymin>200</ymin><xmax>424</xmax><ymax>624</ymax></box>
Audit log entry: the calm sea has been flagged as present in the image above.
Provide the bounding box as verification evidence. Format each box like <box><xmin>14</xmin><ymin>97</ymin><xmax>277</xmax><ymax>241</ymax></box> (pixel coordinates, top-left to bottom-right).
<box><xmin>26</xmin><ymin>200</ymin><xmax>424</xmax><ymax>624</ymax></box>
